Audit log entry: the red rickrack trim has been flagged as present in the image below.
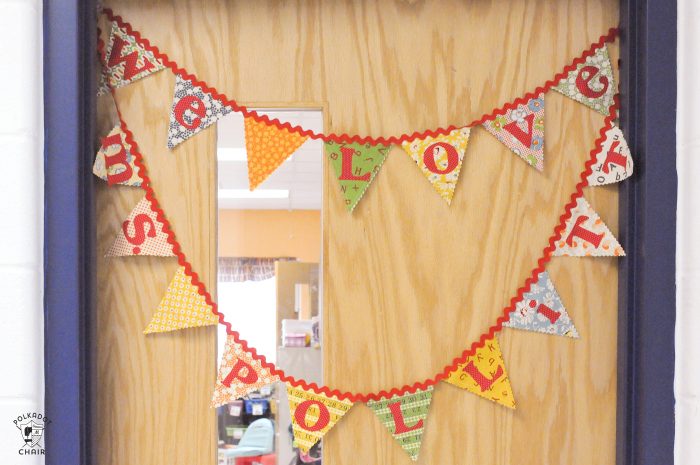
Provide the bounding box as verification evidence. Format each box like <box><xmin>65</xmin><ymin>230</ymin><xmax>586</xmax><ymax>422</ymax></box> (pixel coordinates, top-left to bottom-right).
<box><xmin>102</xmin><ymin>7</ymin><xmax>618</xmax><ymax>145</ymax></box>
<box><xmin>100</xmin><ymin>11</ymin><xmax>621</xmax><ymax>402</ymax></box>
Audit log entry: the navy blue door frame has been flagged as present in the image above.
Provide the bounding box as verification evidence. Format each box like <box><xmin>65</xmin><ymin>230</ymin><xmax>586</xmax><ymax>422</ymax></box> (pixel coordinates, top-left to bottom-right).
<box><xmin>42</xmin><ymin>1</ymin><xmax>677</xmax><ymax>464</ymax></box>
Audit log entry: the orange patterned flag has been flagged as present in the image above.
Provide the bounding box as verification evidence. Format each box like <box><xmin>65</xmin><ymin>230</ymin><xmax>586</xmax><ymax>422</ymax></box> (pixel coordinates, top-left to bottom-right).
<box><xmin>444</xmin><ymin>335</ymin><xmax>516</xmax><ymax>408</ymax></box>
<box><xmin>212</xmin><ymin>335</ymin><xmax>280</xmax><ymax>407</ymax></box>
<box><xmin>144</xmin><ymin>266</ymin><xmax>219</xmax><ymax>334</ymax></box>
<box><xmin>286</xmin><ymin>383</ymin><xmax>354</xmax><ymax>453</ymax></box>
<box><xmin>106</xmin><ymin>196</ymin><xmax>174</xmax><ymax>257</ymax></box>
<box><xmin>245</xmin><ymin>116</ymin><xmax>309</xmax><ymax>190</ymax></box>
<box><xmin>553</xmin><ymin>196</ymin><xmax>625</xmax><ymax>257</ymax></box>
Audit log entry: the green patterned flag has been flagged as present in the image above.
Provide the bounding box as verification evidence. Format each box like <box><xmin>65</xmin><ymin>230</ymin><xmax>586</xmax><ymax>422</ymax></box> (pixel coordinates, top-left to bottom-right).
<box><xmin>366</xmin><ymin>386</ymin><xmax>434</xmax><ymax>461</ymax></box>
<box><xmin>325</xmin><ymin>141</ymin><xmax>390</xmax><ymax>212</ymax></box>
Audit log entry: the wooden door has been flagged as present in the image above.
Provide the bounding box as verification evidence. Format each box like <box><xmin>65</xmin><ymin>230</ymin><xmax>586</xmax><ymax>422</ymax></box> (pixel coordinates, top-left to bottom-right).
<box><xmin>96</xmin><ymin>1</ymin><xmax>620</xmax><ymax>464</ymax></box>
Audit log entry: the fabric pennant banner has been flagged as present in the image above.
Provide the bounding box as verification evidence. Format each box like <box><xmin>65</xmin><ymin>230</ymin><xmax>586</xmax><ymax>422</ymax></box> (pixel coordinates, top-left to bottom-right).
<box><xmin>444</xmin><ymin>335</ymin><xmax>515</xmax><ymax>408</ymax></box>
<box><xmin>366</xmin><ymin>387</ymin><xmax>434</xmax><ymax>461</ymax></box>
<box><xmin>103</xmin><ymin>21</ymin><xmax>166</xmax><ymax>89</ymax></box>
<box><xmin>212</xmin><ymin>335</ymin><xmax>280</xmax><ymax>407</ymax></box>
<box><xmin>587</xmin><ymin>124</ymin><xmax>633</xmax><ymax>186</ymax></box>
<box><xmin>106</xmin><ymin>197</ymin><xmax>174</xmax><ymax>257</ymax></box>
<box><xmin>286</xmin><ymin>383</ymin><xmax>354</xmax><ymax>453</ymax></box>
<box><xmin>245</xmin><ymin>116</ymin><xmax>309</xmax><ymax>190</ymax></box>
<box><xmin>401</xmin><ymin>128</ymin><xmax>471</xmax><ymax>204</ymax></box>
<box><xmin>144</xmin><ymin>266</ymin><xmax>219</xmax><ymax>334</ymax></box>
<box><xmin>168</xmin><ymin>74</ymin><xmax>233</xmax><ymax>149</ymax></box>
<box><xmin>553</xmin><ymin>196</ymin><xmax>624</xmax><ymax>257</ymax></box>
<box><xmin>93</xmin><ymin>124</ymin><xmax>142</xmax><ymax>187</ymax></box>
<box><xmin>504</xmin><ymin>271</ymin><xmax>578</xmax><ymax>337</ymax></box>
<box><xmin>325</xmin><ymin>141</ymin><xmax>390</xmax><ymax>212</ymax></box>
<box><xmin>553</xmin><ymin>44</ymin><xmax>616</xmax><ymax>115</ymax></box>
<box><xmin>483</xmin><ymin>93</ymin><xmax>545</xmax><ymax>171</ymax></box>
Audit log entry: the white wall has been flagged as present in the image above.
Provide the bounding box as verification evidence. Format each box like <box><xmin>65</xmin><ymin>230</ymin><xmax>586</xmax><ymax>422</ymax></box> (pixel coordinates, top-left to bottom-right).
<box><xmin>0</xmin><ymin>0</ymin><xmax>44</xmax><ymax>464</ymax></box>
<box><xmin>676</xmin><ymin>1</ymin><xmax>700</xmax><ymax>464</ymax></box>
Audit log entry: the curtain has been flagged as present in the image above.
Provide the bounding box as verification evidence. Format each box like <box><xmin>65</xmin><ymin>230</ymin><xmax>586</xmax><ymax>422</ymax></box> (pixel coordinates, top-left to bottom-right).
<box><xmin>217</xmin><ymin>257</ymin><xmax>295</xmax><ymax>282</ymax></box>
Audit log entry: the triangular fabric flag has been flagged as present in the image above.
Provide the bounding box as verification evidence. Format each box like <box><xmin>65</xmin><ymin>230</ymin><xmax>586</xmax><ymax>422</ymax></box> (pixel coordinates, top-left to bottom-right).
<box><xmin>93</xmin><ymin>125</ymin><xmax>142</xmax><ymax>187</ymax></box>
<box><xmin>587</xmin><ymin>124</ymin><xmax>633</xmax><ymax>186</ymax></box>
<box><xmin>168</xmin><ymin>74</ymin><xmax>233</xmax><ymax>149</ymax></box>
<box><xmin>553</xmin><ymin>196</ymin><xmax>625</xmax><ymax>257</ymax></box>
<box><xmin>366</xmin><ymin>387</ymin><xmax>434</xmax><ymax>461</ymax></box>
<box><xmin>212</xmin><ymin>335</ymin><xmax>280</xmax><ymax>407</ymax></box>
<box><xmin>102</xmin><ymin>21</ymin><xmax>165</xmax><ymax>89</ymax></box>
<box><xmin>144</xmin><ymin>266</ymin><xmax>219</xmax><ymax>334</ymax></box>
<box><xmin>106</xmin><ymin>197</ymin><xmax>174</xmax><ymax>257</ymax></box>
<box><xmin>286</xmin><ymin>383</ymin><xmax>354</xmax><ymax>453</ymax></box>
<box><xmin>444</xmin><ymin>335</ymin><xmax>516</xmax><ymax>408</ymax></box>
<box><xmin>325</xmin><ymin>141</ymin><xmax>389</xmax><ymax>212</ymax></box>
<box><xmin>482</xmin><ymin>93</ymin><xmax>545</xmax><ymax>171</ymax></box>
<box><xmin>553</xmin><ymin>44</ymin><xmax>616</xmax><ymax>115</ymax></box>
<box><xmin>504</xmin><ymin>271</ymin><xmax>578</xmax><ymax>338</ymax></box>
<box><xmin>245</xmin><ymin>116</ymin><xmax>309</xmax><ymax>190</ymax></box>
<box><xmin>400</xmin><ymin>128</ymin><xmax>471</xmax><ymax>204</ymax></box>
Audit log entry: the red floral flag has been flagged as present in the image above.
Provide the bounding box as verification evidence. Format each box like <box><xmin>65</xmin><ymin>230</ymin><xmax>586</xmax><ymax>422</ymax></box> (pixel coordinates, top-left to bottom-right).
<box><xmin>106</xmin><ymin>197</ymin><xmax>174</xmax><ymax>257</ymax></box>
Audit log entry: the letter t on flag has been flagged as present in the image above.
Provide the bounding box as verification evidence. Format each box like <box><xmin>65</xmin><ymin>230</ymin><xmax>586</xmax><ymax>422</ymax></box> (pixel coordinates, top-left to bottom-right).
<box><xmin>553</xmin><ymin>196</ymin><xmax>625</xmax><ymax>257</ymax></box>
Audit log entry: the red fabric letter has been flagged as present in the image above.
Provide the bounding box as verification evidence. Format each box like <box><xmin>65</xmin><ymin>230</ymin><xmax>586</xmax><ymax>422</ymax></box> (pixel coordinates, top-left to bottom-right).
<box><xmin>575</xmin><ymin>65</ymin><xmax>609</xmax><ymax>99</ymax></box>
<box><xmin>387</xmin><ymin>401</ymin><xmax>423</xmax><ymax>434</ymax></box>
<box><xmin>174</xmin><ymin>95</ymin><xmax>206</xmax><ymax>130</ymax></box>
<box><xmin>422</xmin><ymin>141</ymin><xmax>459</xmax><ymax>175</ymax></box>
<box><xmin>107</xmin><ymin>35</ymin><xmax>155</xmax><ymax>80</ymax></box>
<box><xmin>601</xmin><ymin>141</ymin><xmax>628</xmax><ymax>174</ymax></box>
<box><xmin>100</xmin><ymin>132</ymin><xmax>133</xmax><ymax>185</ymax></box>
<box><xmin>121</xmin><ymin>214</ymin><xmax>156</xmax><ymax>255</ymax></box>
<box><xmin>294</xmin><ymin>400</ymin><xmax>330</xmax><ymax>432</ymax></box>
<box><xmin>222</xmin><ymin>359</ymin><xmax>258</xmax><ymax>387</ymax></box>
<box><xmin>464</xmin><ymin>361</ymin><xmax>504</xmax><ymax>392</ymax></box>
<box><xmin>503</xmin><ymin>113</ymin><xmax>536</xmax><ymax>148</ymax></box>
<box><xmin>536</xmin><ymin>304</ymin><xmax>561</xmax><ymax>324</ymax></box>
<box><xmin>566</xmin><ymin>215</ymin><xmax>604</xmax><ymax>248</ymax></box>
<box><xmin>338</xmin><ymin>146</ymin><xmax>371</xmax><ymax>181</ymax></box>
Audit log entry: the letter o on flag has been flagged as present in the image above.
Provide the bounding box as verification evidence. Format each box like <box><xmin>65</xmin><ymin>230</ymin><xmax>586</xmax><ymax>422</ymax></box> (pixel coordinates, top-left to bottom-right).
<box><xmin>422</xmin><ymin>142</ymin><xmax>459</xmax><ymax>175</ymax></box>
<box><xmin>294</xmin><ymin>400</ymin><xmax>330</xmax><ymax>432</ymax></box>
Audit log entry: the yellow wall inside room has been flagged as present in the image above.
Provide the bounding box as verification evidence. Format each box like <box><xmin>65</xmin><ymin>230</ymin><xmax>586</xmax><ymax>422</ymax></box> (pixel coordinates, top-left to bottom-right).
<box><xmin>218</xmin><ymin>210</ymin><xmax>321</xmax><ymax>262</ymax></box>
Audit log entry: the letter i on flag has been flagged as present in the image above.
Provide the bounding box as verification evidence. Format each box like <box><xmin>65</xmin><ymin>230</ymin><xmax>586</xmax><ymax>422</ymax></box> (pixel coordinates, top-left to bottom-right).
<box><xmin>212</xmin><ymin>335</ymin><xmax>280</xmax><ymax>407</ymax></box>
<box><xmin>93</xmin><ymin>124</ymin><xmax>142</xmax><ymax>187</ymax></box>
<box><xmin>401</xmin><ymin>128</ymin><xmax>471</xmax><ymax>204</ymax></box>
<box><xmin>168</xmin><ymin>74</ymin><xmax>233</xmax><ymax>149</ymax></box>
<box><xmin>286</xmin><ymin>383</ymin><xmax>354</xmax><ymax>453</ymax></box>
<box><xmin>245</xmin><ymin>116</ymin><xmax>309</xmax><ymax>190</ymax></box>
<box><xmin>504</xmin><ymin>270</ymin><xmax>579</xmax><ymax>338</ymax></box>
<box><xmin>553</xmin><ymin>44</ymin><xmax>616</xmax><ymax>115</ymax></box>
<box><xmin>444</xmin><ymin>335</ymin><xmax>516</xmax><ymax>408</ymax></box>
<box><xmin>482</xmin><ymin>93</ymin><xmax>545</xmax><ymax>171</ymax></box>
<box><xmin>103</xmin><ymin>21</ymin><xmax>166</xmax><ymax>89</ymax></box>
<box><xmin>144</xmin><ymin>266</ymin><xmax>219</xmax><ymax>334</ymax></box>
<box><xmin>366</xmin><ymin>387</ymin><xmax>434</xmax><ymax>461</ymax></box>
<box><xmin>325</xmin><ymin>141</ymin><xmax>390</xmax><ymax>212</ymax></box>
<box><xmin>553</xmin><ymin>196</ymin><xmax>624</xmax><ymax>257</ymax></box>
<box><xmin>106</xmin><ymin>196</ymin><xmax>174</xmax><ymax>257</ymax></box>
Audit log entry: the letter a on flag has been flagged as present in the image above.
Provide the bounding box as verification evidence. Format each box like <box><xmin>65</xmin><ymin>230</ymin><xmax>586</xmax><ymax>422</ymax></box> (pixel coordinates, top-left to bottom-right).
<box><xmin>482</xmin><ymin>93</ymin><xmax>545</xmax><ymax>171</ymax></box>
<box><xmin>553</xmin><ymin>196</ymin><xmax>624</xmax><ymax>257</ymax></box>
<box><xmin>212</xmin><ymin>335</ymin><xmax>280</xmax><ymax>407</ymax></box>
<box><xmin>106</xmin><ymin>196</ymin><xmax>174</xmax><ymax>257</ymax></box>
<box><xmin>144</xmin><ymin>266</ymin><xmax>219</xmax><ymax>334</ymax></box>
<box><xmin>103</xmin><ymin>21</ymin><xmax>165</xmax><ymax>89</ymax></box>
<box><xmin>286</xmin><ymin>383</ymin><xmax>354</xmax><ymax>453</ymax></box>
<box><xmin>444</xmin><ymin>335</ymin><xmax>516</xmax><ymax>408</ymax></box>
<box><xmin>366</xmin><ymin>387</ymin><xmax>434</xmax><ymax>461</ymax></box>
<box><xmin>325</xmin><ymin>141</ymin><xmax>390</xmax><ymax>212</ymax></box>
<box><xmin>553</xmin><ymin>44</ymin><xmax>616</xmax><ymax>115</ymax></box>
<box><xmin>401</xmin><ymin>128</ymin><xmax>471</xmax><ymax>204</ymax></box>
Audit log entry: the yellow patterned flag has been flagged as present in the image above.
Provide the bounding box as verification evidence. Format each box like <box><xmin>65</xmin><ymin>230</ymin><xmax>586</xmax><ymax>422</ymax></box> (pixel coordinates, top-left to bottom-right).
<box><xmin>286</xmin><ymin>383</ymin><xmax>354</xmax><ymax>453</ymax></box>
<box><xmin>400</xmin><ymin>128</ymin><xmax>471</xmax><ymax>204</ymax></box>
<box><xmin>144</xmin><ymin>266</ymin><xmax>219</xmax><ymax>334</ymax></box>
<box><xmin>444</xmin><ymin>335</ymin><xmax>516</xmax><ymax>408</ymax></box>
<box><xmin>245</xmin><ymin>116</ymin><xmax>309</xmax><ymax>190</ymax></box>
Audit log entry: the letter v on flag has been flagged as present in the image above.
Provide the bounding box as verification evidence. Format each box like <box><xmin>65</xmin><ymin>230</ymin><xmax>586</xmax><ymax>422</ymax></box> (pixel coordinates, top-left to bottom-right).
<box><xmin>553</xmin><ymin>196</ymin><xmax>624</xmax><ymax>257</ymax></box>
<box><xmin>401</xmin><ymin>128</ymin><xmax>471</xmax><ymax>204</ymax></box>
<box><xmin>366</xmin><ymin>387</ymin><xmax>434</xmax><ymax>461</ymax></box>
<box><xmin>212</xmin><ymin>335</ymin><xmax>280</xmax><ymax>407</ymax></box>
<box><xmin>103</xmin><ymin>21</ymin><xmax>166</xmax><ymax>89</ymax></box>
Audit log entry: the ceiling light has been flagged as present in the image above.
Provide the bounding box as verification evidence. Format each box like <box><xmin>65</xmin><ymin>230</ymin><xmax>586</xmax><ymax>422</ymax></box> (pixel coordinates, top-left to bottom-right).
<box><xmin>218</xmin><ymin>189</ymin><xmax>289</xmax><ymax>199</ymax></box>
